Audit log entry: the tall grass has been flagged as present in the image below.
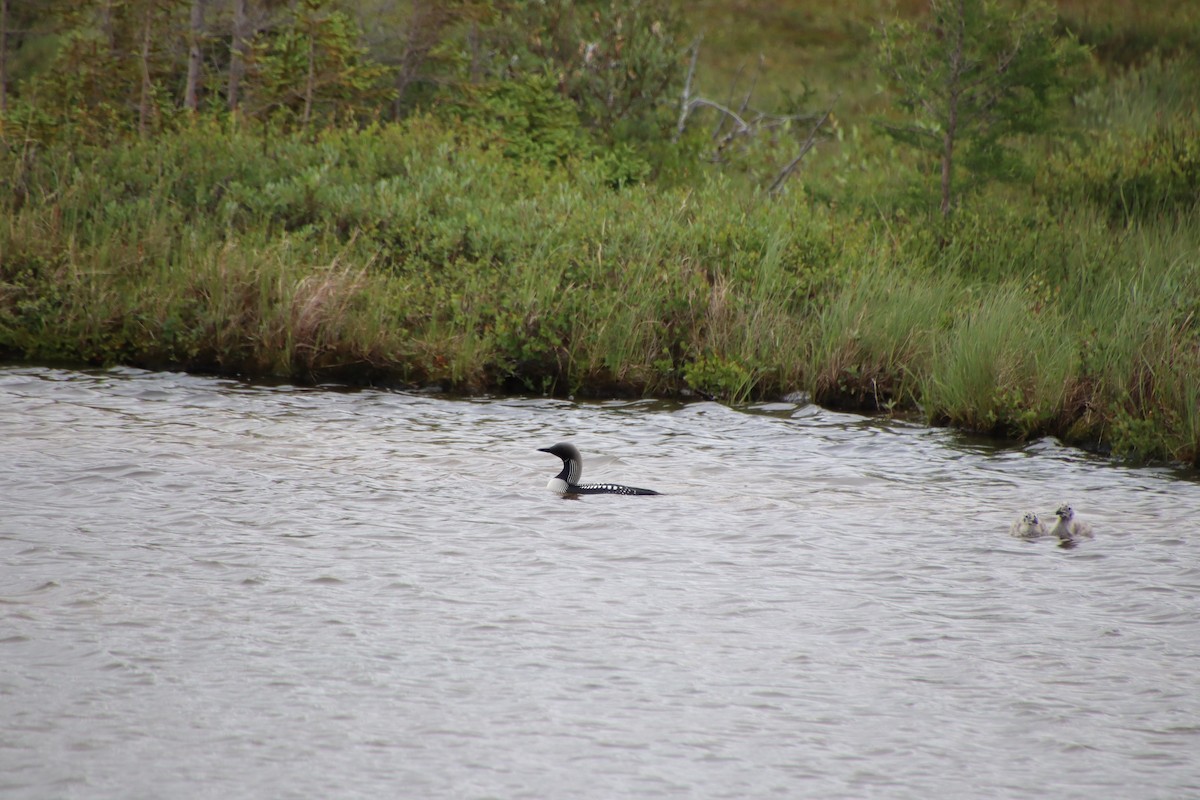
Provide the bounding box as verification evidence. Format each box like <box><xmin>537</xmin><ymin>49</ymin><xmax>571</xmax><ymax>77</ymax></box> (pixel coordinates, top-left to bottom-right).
<box><xmin>807</xmin><ymin>262</ymin><xmax>954</xmax><ymax>410</ymax></box>
<box><xmin>0</xmin><ymin>120</ymin><xmax>838</xmax><ymax>398</ymax></box>
<box><xmin>3</xmin><ymin>33</ymin><xmax>1200</xmax><ymax>465</ymax></box>
<box><xmin>923</xmin><ymin>287</ymin><xmax>1078</xmax><ymax>438</ymax></box>
<box><xmin>1067</xmin><ymin>220</ymin><xmax>1200</xmax><ymax>460</ymax></box>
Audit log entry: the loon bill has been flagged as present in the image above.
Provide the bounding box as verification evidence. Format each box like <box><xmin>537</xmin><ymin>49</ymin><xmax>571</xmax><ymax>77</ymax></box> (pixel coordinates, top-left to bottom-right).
<box><xmin>538</xmin><ymin>442</ymin><xmax>660</xmax><ymax>496</ymax></box>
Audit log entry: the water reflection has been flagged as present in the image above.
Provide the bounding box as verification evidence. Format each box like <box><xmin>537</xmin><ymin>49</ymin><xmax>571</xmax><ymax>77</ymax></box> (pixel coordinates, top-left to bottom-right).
<box><xmin>2</xmin><ymin>365</ymin><xmax>1199</xmax><ymax>800</ymax></box>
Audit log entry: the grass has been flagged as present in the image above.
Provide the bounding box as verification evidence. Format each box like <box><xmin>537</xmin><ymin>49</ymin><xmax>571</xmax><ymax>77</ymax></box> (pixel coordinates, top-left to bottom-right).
<box><xmin>2</xmin><ymin>2</ymin><xmax>1199</xmax><ymax>465</ymax></box>
<box><xmin>808</xmin><ymin>262</ymin><xmax>951</xmax><ymax>410</ymax></box>
<box><xmin>923</xmin><ymin>286</ymin><xmax>1079</xmax><ymax>438</ymax></box>
<box><xmin>3</xmin><ymin>113</ymin><xmax>1199</xmax><ymax>463</ymax></box>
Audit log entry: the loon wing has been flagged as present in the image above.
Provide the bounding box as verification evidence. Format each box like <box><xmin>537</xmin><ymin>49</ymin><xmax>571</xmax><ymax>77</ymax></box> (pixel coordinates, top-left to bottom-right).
<box><xmin>570</xmin><ymin>483</ymin><xmax>660</xmax><ymax>496</ymax></box>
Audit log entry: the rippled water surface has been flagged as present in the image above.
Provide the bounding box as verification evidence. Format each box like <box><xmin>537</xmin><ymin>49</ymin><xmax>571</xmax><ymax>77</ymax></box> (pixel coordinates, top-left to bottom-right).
<box><xmin>2</xmin><ymin>366</ymin><xmax>1199</xmax><ymax>799</ymax></box>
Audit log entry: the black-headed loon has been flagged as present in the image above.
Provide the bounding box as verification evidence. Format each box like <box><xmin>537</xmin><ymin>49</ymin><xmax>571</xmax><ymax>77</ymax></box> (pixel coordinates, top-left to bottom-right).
<box><xmin>538</xmin><ymin>442</ymin><xmax>660</xmax><ymax>496</ymax></box>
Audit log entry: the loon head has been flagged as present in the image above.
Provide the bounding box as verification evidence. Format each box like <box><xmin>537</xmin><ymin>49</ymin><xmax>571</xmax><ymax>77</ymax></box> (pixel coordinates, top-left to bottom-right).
<box><xmin>1055</xmin><ymin>504</ymin><xmax>1074</xmax><ymax>521</ymax></box>
<box><xmin>538</xmin><ymin>442</ymin><xmax>583</xmax><ymax>491</ymax></box>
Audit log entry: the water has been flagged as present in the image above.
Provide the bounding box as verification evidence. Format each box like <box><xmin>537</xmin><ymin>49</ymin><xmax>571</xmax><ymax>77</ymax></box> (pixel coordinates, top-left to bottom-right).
<box><xmin>2</xmin><ymin>365</ymin><xmax>1198</xmax><ymax>799</ymax></box>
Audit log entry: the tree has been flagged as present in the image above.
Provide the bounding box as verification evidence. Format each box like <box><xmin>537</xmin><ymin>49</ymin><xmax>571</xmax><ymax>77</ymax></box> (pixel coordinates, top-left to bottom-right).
<box><xmin>243</xmin><ymin>0</ymin><xmax>394</xmax><ymax>129</ymax></box>
<box><xmin>389</xmin><ymin>0</ymin><xmax>450</xmax><ymax>112</ymax></box>
<box><xmin>1</xmin><ymin>0</ymin><xmax>8</xmax><ymax>113</ymax></box>
<box><xmin>470</xmin><ymin>0</ymin><xmax>685</xmax><ymax>143</ymax></box>
<box><xmin>8</xmin><ymin>0</ymin><xmax>188</xmax><ymax>142</ymax></box>
<box><xmin>228</xmin><ymin>0</ymin><xmax>249</xmax><ymax>111</ymax></box>
<box><xmin>876</xmin><ymin>0</ymin><xmax>1087</xmax><ymax>216</ymax></box>
<box><xmin>183</xmin><ymin>0</ymin><xmax>206</xmax><ymax>112</ymax></box>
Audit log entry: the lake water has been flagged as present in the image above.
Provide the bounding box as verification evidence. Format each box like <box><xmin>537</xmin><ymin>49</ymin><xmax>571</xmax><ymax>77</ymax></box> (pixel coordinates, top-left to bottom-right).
<box><xmin>2</xmin><ymin>365</ymin><xmax>1198</xmax><ymax>799</ymax></box>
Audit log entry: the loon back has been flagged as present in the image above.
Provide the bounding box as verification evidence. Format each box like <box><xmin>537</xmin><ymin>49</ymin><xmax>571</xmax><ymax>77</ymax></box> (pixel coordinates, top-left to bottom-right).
<box><xmin>537</xmin><ymin>442</ymin><xmax>660</xmax><ymax>496</ymax></box>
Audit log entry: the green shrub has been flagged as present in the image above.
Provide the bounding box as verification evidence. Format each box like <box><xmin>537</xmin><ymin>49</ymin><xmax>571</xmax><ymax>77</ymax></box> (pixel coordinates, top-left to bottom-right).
<box><xmin>434</xmin><ymin>74</ymin><xmax>595</xmax><ymax>168</ymax></box>
<box><xmin>1052</xmin><ymin>120</ymin><xmax>1200</xmax><ymax>222</ymax></box>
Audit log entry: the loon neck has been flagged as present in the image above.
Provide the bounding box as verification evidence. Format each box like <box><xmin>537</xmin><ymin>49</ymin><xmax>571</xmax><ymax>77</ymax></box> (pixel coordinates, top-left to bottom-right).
<box><xmin>554</xmin><ymin>456</ymin><xmax>582</xmax><ymax>486</ymax></box>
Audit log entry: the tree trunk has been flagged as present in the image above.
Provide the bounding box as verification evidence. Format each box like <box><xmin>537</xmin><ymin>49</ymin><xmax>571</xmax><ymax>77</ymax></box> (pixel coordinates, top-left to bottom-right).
<box><xmin>184</xmin><ymin>0</ymin><xmax>207</xmax><ymax>112</ymax></box>
<box><xmin>394</xmin><ymin>1</ymin><xmax>452</xmax><ymax>119</ymax></box>
<box><xmin>301</xmin><ymin>29</ymin><xmax>315</xmax><ymax>128</ymax></box>
<box><xmin>101</xmin><ymin>0</ymin><xmax>116</xmax><ymax>52</ymax></box>
<box><xmin>941</xmin><ymin>111</ymin><xmax>956</xmax><ymax>217</ymax></box>
<box><xmin>138</xmin><ymin>4</ymin><xmax>154</xmax><ymax>138</ymax></box>
<box><xmin>0</xmin><ymin>0</ymin><xmax>8</xmax><ymax>114</ymax></box>
<box><xmin>941</xmin><ymin>0</ymin><xmax>967</xmax><ymax>218</ymax></box>
<box><xmin>228</xmin><ymin>0</ymin><xmax>248</xmax><ymax>112</ymax></box>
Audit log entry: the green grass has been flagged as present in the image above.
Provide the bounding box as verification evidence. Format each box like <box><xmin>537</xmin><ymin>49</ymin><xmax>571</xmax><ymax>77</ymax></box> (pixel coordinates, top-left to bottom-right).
<box><xmin>3</xmin><ymin>112</ymin><xmax>1199</xmax><ymax>462</ymax></box>
<box><xmin>2</xmin><ymin>2</ymin><xmax>1200</xmax><ymax>465</ymax></box>
<box><xmin>923</xmin><ymin>286</ymin><xmax>1078</xmax><ymax>438</ymax></box>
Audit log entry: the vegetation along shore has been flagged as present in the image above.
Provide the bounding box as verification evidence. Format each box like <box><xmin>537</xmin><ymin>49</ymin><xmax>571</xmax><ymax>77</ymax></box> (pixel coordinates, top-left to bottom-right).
<box><xmin>1</xmin><ymin>0</ymin><xmax>1198</xmax><ymax>464</ymax></box>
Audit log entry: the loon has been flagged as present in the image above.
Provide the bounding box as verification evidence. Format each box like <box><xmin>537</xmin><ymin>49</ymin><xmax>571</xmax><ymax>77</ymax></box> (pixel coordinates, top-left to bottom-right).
<box><xmin>1009</xmin><ymin>512</ymin><xmax>1048</xmax><ymax>539</ymax></box>
<box><xmin>1050</xmin><ymin>504</ymin><xmax>1094</xmax><ymax>541</ymax></box>
<box><xmin>538</xmin><ymin>442</ymin><xmax>660</xmax><ymax>496</ymax></box>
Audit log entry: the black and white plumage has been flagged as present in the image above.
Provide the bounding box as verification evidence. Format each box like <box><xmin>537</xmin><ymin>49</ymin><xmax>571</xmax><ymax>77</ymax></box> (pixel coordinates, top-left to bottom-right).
<box><xmin>538</xmin><ymin>442</ymin><xmax>660</xmax><ymax>496</ymax></box>
<box><xmin>1051</xmin><ymin>504</ymin><xmax>1093</xmax><ymax>541</ymax></box>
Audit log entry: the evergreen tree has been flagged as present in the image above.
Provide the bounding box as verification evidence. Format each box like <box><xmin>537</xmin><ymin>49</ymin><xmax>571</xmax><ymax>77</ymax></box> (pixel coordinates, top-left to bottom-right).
<box><xmin>468</xmin><ymin>0</ymin><xmax>685</xmax><ymax>143</ymax></box>
<box><xmin>876</xmin><ymin>0</ymin><xmax>1088</xmax><ymax>216</ymax></box>
<box><xmin>243</xmin><ymin>0</ymin><xmax>394</xmax><ymax>129</ymax></box>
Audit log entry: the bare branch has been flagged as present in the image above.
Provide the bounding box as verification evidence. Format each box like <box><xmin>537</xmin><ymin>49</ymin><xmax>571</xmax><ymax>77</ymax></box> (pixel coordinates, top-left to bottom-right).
<box><xmin>689</xmin><ymin>97</ymin><xmax>752</xmax><ymax>134</ymax></box>
<box><xmin>768</xmin><ymin>99</ymin><xmax>837</xmax><ymax>195</ymax></box>
<box><xmin>674</xmin><ymin>35</ymin><xmax>702</xmax><ymax>142</ymax></box>
<box><xmin>713</xmin><ymin>58</ymin><xmax>748</xmax><ymax>141</ymax></box>
<box><xmin>737</xmin><ymin>54</ymin><xmax>764</xmax><ymax>119</ymax></box>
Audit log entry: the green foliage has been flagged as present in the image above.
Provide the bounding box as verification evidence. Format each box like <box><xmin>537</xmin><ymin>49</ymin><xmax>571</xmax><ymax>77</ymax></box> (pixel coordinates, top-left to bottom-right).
<box><xmin>1057</xmin><ymin>0</ymin><xmax>1200</xmax><ymax>69</ymax></box>
<box><xmin>809</xmin><ymin>268</ymin><xmax>952</xmax><ymax>410</ymax></box>
<box><xmin>0</xmin><ymin>119</ymin><xmax>825</xmax><ymax>396</ymax></box>
<box><xmin>6</xmin><ymin>28</ymin><xmax>159</xmax><ymax>145</ymax></box>
<box><xmin>875</xmin><ymin>0</ymin><xmax>1088</xmax><ymax>214</ymax></box>
<box><xmin>3</xmin><ymin>1</ymin><xmax>1200</xmax><ymax>466</ymax></box>
<box><xmin>244</xmin><ymin>0</ymin><xmax>396</xmax><ymax>129</ymax></box>
<box><xmin>1071</xmin><ymin>53</ymin><xmax>1200</xmax><ymax>137</ymax></box>
<box><xmin>435</xmin><ymin>74</ymin><xmax>594</xmax><ymax>167</ymax></box>
<box><xmin>894</xmin><ymin>193</ymin><xmax>1109</xmax><ymax>286</ymax></box>
<box><xmin>684</xmin><ymin>355</ymin><xmax>756</xmax><ymax>402</ymax></box>
<box><xmin>1049</xmin><ymin>119</ymin><xmax>1200</xmax><ymax>222</ymax></box>
<box><xmin>923</xmin><ymin>287</ymin><xmax>1077</xmax><ymax>438</ymax></box>
<box><xmin>466</xmin><ymin>0</ymin><xmax>686</xmax><ymax>143</ymax></box>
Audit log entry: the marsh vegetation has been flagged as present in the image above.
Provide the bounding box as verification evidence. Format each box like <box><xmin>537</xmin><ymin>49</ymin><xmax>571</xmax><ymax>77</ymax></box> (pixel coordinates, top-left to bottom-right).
<box><xmin>1</xmin><ymin>0</ymin><xmax>1198</xmax><ymax>463</ymax></box>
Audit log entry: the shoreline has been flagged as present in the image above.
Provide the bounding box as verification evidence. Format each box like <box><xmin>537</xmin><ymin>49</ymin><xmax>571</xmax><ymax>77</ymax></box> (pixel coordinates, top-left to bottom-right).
<box><xmin>0</xmin><ymin>355</ymin><xmax>1165</xmax><ymax>471</ymax></box>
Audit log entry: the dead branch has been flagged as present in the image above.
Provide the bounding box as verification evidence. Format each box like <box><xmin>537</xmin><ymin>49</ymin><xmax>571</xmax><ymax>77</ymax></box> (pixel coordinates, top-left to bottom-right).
<box><xmin>768</xmin><ymin>100</ymin><xmax>837</xmax><ymax>196</ymax></box>
<box><xmin>737</xmin><ymin>54</ymin><xmax>764</xmax><ymax>119</ymax></box>
<box><xmin>674</xmin><ymin>35</ymin><xmax>702</xmax><ymax>142</ymax></box>
<box><xmin>673</xmin><ymin>40</ymin><xmax>834</xmax><ymax>189</ymax></box>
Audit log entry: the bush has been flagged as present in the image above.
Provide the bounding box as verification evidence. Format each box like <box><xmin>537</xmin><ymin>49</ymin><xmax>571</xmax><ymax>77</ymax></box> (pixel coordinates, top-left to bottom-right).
<box><xmin>1052</xmin><ymin>121</ymin><xmax>1200</xmax><ymax>222</ymax></box>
